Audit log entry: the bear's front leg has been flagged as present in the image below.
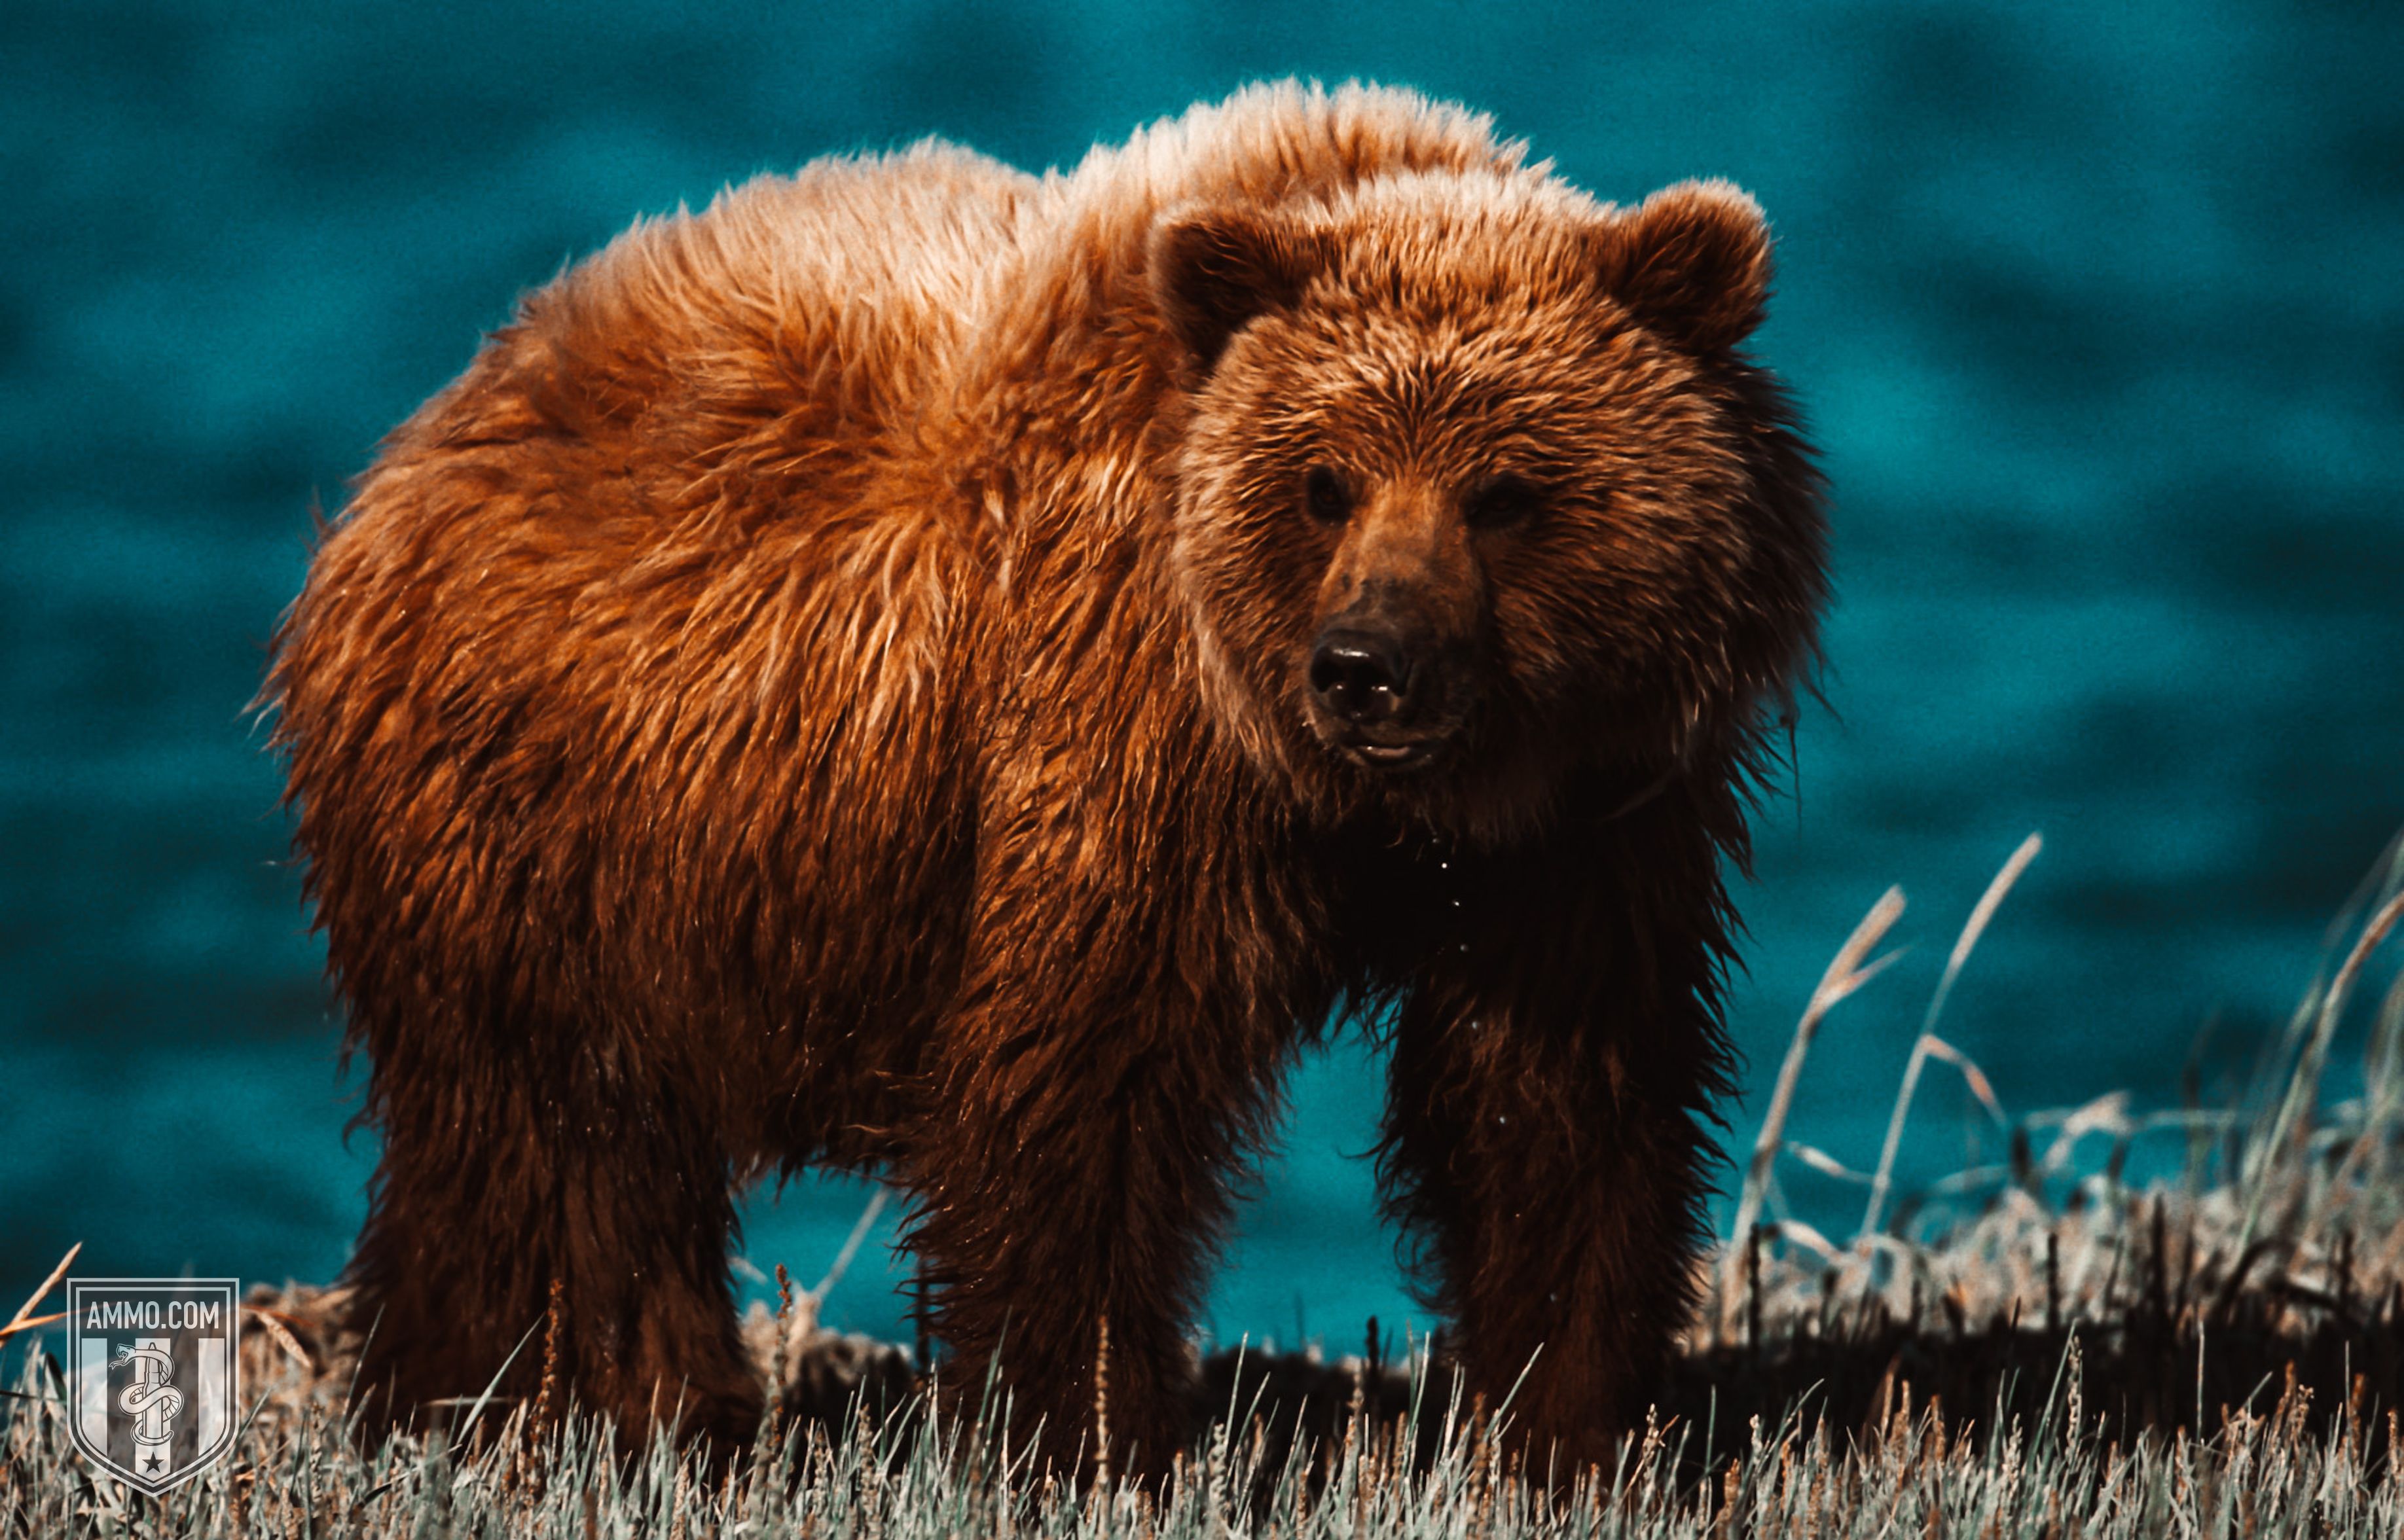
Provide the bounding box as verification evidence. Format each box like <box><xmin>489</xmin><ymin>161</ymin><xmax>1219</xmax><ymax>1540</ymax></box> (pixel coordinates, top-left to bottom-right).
<box><xmin>1376</xmin><ymin>814</ymin><xmax>1734</xmax><ymax>1473</ymax></box>
<box><xmin>899</xmin><ymin>888</ymin><xmax>1301</xmax><ymax>1482</ymax></box>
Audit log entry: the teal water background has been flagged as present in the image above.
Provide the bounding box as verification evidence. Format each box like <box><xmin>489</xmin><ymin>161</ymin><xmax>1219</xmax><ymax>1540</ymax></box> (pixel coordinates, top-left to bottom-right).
<box><xmin>3</xmin><ymin>1</ymin><xmax>2399</xmax><ymax>1353</ymax></box>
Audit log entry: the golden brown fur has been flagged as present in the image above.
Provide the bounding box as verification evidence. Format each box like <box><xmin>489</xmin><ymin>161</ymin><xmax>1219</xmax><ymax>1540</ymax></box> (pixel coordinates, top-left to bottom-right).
<box><xmin>266</xmin><ymin>81</ymin><xmax>1825</xmax><ymax>1473</ymax></box>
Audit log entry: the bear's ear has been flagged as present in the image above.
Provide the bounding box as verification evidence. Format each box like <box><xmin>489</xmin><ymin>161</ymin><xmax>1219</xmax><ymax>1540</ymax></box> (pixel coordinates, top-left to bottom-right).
<box><xmin>1149</xmin><ymin>209</ymin><xmax>1322</xmax><ymax>371</ymax></box>
<box><xmin>1595</xmin><ymin>180</ymin><xmax>1773</xmax><ymax>353</ymax></box>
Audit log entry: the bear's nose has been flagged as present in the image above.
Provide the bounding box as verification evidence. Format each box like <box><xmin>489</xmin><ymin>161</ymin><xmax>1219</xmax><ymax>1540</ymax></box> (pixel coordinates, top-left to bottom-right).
<box><xmin>1309</xmin><ymin>630</ymin><xmax>1412</xmax><ymax>723</ymax></box>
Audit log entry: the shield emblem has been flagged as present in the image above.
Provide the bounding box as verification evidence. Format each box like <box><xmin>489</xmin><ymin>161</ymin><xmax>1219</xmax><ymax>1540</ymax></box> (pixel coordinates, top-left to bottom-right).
<box><xmin>65</xmin><ymin>1279</ymin><xmax>241</xmax><ymax>1494</ymax></box>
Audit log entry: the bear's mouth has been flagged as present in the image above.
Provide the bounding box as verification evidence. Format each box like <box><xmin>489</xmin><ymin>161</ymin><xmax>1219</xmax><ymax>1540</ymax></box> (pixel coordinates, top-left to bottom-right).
<box><xmin>1334</xmin><ymin>734</ymin><xmax>1447</xmax><ymax>773</ymax></box>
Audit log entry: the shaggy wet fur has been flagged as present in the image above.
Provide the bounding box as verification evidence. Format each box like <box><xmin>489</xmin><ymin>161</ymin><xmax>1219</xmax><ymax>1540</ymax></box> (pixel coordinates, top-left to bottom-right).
<box><xmin>265</xmin><ymin>81</ymin><xmax>1825</xmax><ymax>1475</ymax></box>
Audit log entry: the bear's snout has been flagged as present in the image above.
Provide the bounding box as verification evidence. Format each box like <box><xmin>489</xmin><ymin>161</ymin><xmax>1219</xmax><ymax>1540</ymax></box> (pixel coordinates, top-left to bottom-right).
<box><xmin>1308</xmin><ymin>628</ymin><xmax>1411</xmax><ymax>723</ymax></box>
<box><xmin>1305</xmin><ymin>616</ymin><xmax>1465</xmax><ymax>771</ymax></box>
<box><xmin>1302</xmin><ymin>478</ymin><xmax>1482</xmax><ymax>772</ymax></box>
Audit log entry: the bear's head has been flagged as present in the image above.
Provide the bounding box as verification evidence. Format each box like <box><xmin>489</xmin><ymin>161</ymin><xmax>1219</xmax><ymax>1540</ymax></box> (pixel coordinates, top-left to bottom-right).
<box><xmin>1150</xmin><ymin>172</ymin><xmax>1825</xmax><ymax>845</ymax></box>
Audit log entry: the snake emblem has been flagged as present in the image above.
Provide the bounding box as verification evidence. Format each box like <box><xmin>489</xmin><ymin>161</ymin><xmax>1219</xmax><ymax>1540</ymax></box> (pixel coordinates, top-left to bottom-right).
<box><xmin>113</xmin><ymin>1340</ymin><xmax>182</xmax><ymax>1472</ymax></box>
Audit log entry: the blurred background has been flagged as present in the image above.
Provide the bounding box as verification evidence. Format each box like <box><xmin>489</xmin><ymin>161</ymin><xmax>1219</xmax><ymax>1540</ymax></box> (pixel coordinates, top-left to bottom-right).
<box><xmin>3</xmin><ymin>1</ymin><xmax>2399</xmax><ymax>1355</ymax></box>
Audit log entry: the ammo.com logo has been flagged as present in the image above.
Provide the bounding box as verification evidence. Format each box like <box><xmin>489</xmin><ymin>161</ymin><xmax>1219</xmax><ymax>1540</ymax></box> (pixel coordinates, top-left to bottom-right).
<box><xmin>65</xmin><ymin>1279</ymin><xmax>240</xmax><ymax>1494</ymax></box>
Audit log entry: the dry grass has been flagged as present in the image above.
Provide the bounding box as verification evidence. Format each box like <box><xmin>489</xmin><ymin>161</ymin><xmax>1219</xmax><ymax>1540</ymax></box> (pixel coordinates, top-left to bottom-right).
<box><xmin>6</xmin><ymin>833</ymin><xmax>2404</xmax><ymax>1536</ymax></box>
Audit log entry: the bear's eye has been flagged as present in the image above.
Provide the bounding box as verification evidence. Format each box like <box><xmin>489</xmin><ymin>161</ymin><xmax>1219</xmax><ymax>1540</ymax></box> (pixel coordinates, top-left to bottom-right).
<box><xmin>1465</xmin><ymin>474</ymin><xmax>1542</xmax><ymax>529</ymax></box>
<box><xmin>1302</xmin><ymin>465</ymin><xmax>1353</xmax><ymax>525</ymax></box>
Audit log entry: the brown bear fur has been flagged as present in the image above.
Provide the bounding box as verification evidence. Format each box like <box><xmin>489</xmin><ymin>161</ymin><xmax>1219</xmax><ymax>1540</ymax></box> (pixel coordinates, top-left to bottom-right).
<box><xmin>265</xmin><ymin>81</ymin><xmax>1825</xmax><ymax>1473</ymax></box>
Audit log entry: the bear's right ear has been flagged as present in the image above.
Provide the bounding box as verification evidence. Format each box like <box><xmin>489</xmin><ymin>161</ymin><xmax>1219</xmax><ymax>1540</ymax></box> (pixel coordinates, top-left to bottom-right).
<box><xmin>1148</xmin><ymin>209</ymin><xmax>1320</xmax><ymax>372</ymax></box>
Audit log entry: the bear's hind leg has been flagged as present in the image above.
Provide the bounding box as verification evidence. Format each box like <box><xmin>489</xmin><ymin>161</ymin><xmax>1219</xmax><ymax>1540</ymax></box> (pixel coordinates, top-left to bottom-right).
<box><xmin>343</xmin><ymin>1024</ymin><xmax>762</xmax><ymax>1450</ymax></box>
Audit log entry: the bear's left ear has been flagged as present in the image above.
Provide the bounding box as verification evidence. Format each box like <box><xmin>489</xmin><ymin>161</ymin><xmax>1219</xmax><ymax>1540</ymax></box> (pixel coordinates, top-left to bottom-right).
<box><xmin>1595</xmin><ymin>180</ymin><xmax>1774</xmax><ymax>353</ymax></box>
<box><xmin>1149</xmin><ymin>208</ymin><xmax>1322</xmax><ymax>371</ymax></box>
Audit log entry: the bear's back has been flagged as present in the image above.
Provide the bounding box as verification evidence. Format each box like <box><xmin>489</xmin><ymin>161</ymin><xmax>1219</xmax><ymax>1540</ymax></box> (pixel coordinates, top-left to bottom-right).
<box><xmin>514</xmin><ymin>140</ymin><xmax>1040</xmax><ymax>486</ymax></box>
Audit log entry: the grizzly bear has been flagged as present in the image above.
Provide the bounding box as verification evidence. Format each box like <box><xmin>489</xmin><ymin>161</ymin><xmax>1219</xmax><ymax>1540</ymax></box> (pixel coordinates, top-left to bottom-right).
<box><xmin>266</xmin><ymin>81</ymin><xmax>1825</xmax><ymax>1473</ymax></box>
